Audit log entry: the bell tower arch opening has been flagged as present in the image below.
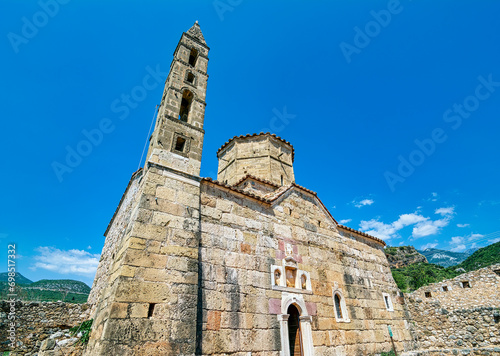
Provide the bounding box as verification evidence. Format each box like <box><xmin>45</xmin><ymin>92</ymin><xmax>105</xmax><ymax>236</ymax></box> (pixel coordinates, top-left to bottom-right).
<box><xmin>179</xmin><ymin>89</ymin><xmax>194</xmax><ymax>122</ymax></box>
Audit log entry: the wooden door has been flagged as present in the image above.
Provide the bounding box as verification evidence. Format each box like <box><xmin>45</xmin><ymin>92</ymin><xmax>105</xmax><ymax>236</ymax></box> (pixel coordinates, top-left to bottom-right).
<box><xmin>288</xmin><ymin>305</ymin><xmax>303</xmax><ymax>356</ymax></box>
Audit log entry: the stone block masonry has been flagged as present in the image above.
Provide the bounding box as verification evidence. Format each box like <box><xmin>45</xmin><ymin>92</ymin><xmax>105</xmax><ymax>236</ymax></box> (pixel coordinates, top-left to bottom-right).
<box><xmin>405</xmin><ymin>264</ymin><xmax>500</xmax><ymax>354</ymax></box>
<box><xmin>0</xmin><ymin>301</ymin><xmax>90</xmax><ymax>355</ymax></box>
<box><xmin>85</xmin><ymin>22</ymin><xmax>417</xmax><ymax>356</ymax></box>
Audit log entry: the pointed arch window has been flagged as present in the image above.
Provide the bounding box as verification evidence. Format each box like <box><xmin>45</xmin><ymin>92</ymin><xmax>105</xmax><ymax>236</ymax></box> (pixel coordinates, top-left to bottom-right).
<box><xmin>179</xmin><ymin>90</ymin><xmax>194</xmax><ymax>122</ymax></box>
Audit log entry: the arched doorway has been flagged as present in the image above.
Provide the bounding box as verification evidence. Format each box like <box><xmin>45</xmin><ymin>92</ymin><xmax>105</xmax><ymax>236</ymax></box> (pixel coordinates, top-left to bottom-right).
<box><xmin>287</xmin><ymin>304</ymin><xmax>303</xmax><ymax>356</ymax></box>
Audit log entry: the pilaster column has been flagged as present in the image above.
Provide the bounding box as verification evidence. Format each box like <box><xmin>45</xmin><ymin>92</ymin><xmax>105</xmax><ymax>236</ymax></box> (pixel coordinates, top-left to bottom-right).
<box><xmin>278</xmin><ymin>314</ymin><xmax>290</xmax><ymax>356</ymax></box>
<box><xmin>300</xmin><ymin>315</ymin><xmax>314</xmax><ymax>356</ymax></box>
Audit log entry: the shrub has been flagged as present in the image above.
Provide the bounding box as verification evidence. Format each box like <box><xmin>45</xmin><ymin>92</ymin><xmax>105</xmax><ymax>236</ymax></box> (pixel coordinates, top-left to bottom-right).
<box><xmin>70</xmin><ymin>319</ymin><xmax>93</xmax><ymax>344</ymax></box>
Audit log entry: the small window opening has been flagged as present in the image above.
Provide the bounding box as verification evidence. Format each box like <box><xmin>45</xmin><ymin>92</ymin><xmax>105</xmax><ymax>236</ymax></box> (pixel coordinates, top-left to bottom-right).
<box><xmin>493</xmin><ymin>269</ymin><xmax>500</xmax><ymax>277</ymax></box>
<box><xmin>285</xmin><ymin>267</ymin><xmax>296</xmax><ymax>288</ymax></box>
<box><xmin>178</xmin><ymin>90</ymin><xmax>193</xmax><ymax>122</ymax></box>
<box><xmin>461</xmin><ymin>281</ymin><xmax>471</xmax><ymax>288</ymax></box>
<box><xmin>148</xmin><ymin>303</ymin><xmax>155</xmax><ymax>318</ymax></box>
<box><xmin>274</xmin><ymin>269</ymin><xmax>281</xmax><ymax>286</ymax></box>
<box><xmin>384</xmin><ymin>295</ymin><xmax>391</xmax><ymax>308</ymax></box>
<box><xmin>281</xmin><ymin>175</ymin><xmax>283</xmax><ymax>186</ymax></box>
<box><xmin>334</xmin><ymin>294</ymin><xmax>343</xmax><ymax>319</ymax></box>
<box><xmin>188</xmin><ymin>48</ymin><xmax>198</xmax><ymax>66</ymax></box>
<box><xmin>442</xmin><ymin>286</ymin><xmax>448</xmax><ymax>292</ymax></box>
<box><xmin>187</xmin><ymin>72</ymin><xmax>195</xmax><ymax>84</ymax></box>
<box><xmin>175</xmin><ymin>137</ymin><xmax>186</xmax><ymax>152</ymax></box>
<box><xmin>424</xmin><ymin>292</ymin><xmax>432</xmax><ymax>298</ymax></box>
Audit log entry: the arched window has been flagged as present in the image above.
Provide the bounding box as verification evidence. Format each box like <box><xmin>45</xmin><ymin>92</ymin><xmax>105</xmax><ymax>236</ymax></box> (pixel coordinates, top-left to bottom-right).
<box><xmin>333</xmin><ymin>289</ymin><xmax>350</xmax><ymax>323</ymax></box>
<box><xmin>334</xmin><ymin>294</ymin><xmax>343</xmax><ymax>319</ymax></box>
<box><xmin>178</xmin><ymin>90</ymin><xmax>194</xmax><ymax>122</ymax></box>
<box><xmin>274</xmin><ymin>269</ymin><xmax>281</xmax><ymax>286</ymax></box>
<box><xmin>189</xmin><ymin>48</ymin><xmax>198</xmax><ymax>66</ymax></box>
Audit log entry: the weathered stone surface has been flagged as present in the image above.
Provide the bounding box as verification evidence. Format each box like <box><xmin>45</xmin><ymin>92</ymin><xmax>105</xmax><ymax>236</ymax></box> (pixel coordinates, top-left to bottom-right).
<box><xmin>406</xmin><ymin>264</ymin><xmax>500</xmax><ymax>354</ymax></box>
<box><xmin>0</xmin><ymin>301</ymin><xmax>90</xmax><ymax>355</ymax></box>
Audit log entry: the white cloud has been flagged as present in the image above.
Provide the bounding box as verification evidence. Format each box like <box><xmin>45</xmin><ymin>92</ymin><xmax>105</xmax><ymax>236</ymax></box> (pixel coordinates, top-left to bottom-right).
<box><xmin>430</xmin><ymin>192</ymin><xmax>438</xmax><ymax>201</ymax></box>
<box><xmin>489</xmin><ymin>237</ymin><xmax>500</xmax><ymax>244</ymax></box>
<box><xmin>451</xmin><ymin>236</ymin><xmax>464</xmax><ymax>245</ymax></box>
<box><xmin>450</xmin><ymin>244</ymin><xmax>466</xmax><ymax>252</ymax></box>
<box><xmin>457</xmin><ymin>223</ymin><xmax>470</xmax><ymax>228</ymax></box>
<box><xmin>32</xmin><ymin>247</ymin><xmax>100</xmax><ymax>277</ymax></box>
<box><xmin>412</xmin><ymin>218</ymin><xmax>450</xmax><ymax>238</ymax></box>
<box><xmin>448</xmin><ymin>232</ymin><xmax>485</xmax><ymax>252</ymax></box>
<box><xmin>359</xmin><ymin>207</ymin><xmax>454</xmax><ymax>241</ymax></box>
<box><xmin>421</xmin><ymin>242</ymin><xmax>438</xmax><ymax>250</ymax></box>
<box><xmin>468</xmin><ymin>233</ymin><xmax>484</xmax><ymax>241</ymax></box>
<box><xmin>410</xmin><ymin>207</ymin><xmax>454</xmax><ymax>238</ymax></box>
<box><xmin>435</xmin><ymin>207</ymin><xmax>455</xmax><ymax>216</ymax></box>
<box><xmin>339</xmin><ymin>219</ymin><xmax>352</xmax><ymax>225</ymax></box>
<box><xmin>393</xmin><ymin>213</ymin><xmax>428</xmax><ymax>230</ymax></box>
<box><xmin>354</xmin><ymin>199</ymin><xmax>374</xmax><ymax>208</ymax></box>
<box><xmin>359</xmin><ymin>219</ymin><xmax>398</xmax><ymax>241</ymax></box>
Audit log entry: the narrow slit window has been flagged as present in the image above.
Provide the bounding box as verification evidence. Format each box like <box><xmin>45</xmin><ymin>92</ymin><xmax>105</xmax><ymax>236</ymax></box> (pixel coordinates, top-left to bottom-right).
<box><xmin>148</xmin><ymin>303</ymin><xmax>155</xmax><ymax>318</ymax></box>
<box><xmin>334</xmin><ymin>294</ymin><xmax>343</xmax><ymax>319</ymax></box>
<box><xmin>175</xmin><ymin>137</ymin><xmax>186</xmax><ymax>152</ymax></box>
<box><xmin>383</xmin><ymin>293</ymin><xmax>393</xmax><ymax>311</ymax></box>
<box><xmin>189</xmin><ymin>48</ymin><xmax>198</xmax><ymax>66</ymax></box>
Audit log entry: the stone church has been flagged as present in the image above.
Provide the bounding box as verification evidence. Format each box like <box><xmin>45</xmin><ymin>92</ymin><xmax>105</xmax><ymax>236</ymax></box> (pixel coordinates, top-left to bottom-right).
<box><xmin>85</xmin><ymin>23</ymin><xmax>414</xmax><ymax>356</ymax></box>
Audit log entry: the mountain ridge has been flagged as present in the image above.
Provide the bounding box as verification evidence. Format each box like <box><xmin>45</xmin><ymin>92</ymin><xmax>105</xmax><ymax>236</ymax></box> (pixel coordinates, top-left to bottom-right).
<box><xmin>417</xmin><ymin>247</ymin><xmax>474</xmax><ymax>267</ymax></box>
<box><xmin>390</xmin><ymin>241</ymin><xmax>500</xmax><ymax>292</ymax></box>
<box><xmin>0</xmin><ymin>273</ymin><xmax>90</xmax><ymax>303</ymax></box>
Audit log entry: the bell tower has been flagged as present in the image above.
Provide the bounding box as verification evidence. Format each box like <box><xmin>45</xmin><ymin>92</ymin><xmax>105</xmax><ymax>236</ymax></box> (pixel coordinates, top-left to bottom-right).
<box><xmin>85</xmin><ymin>23</ymin><xmax>209</xmax><ymax>356</ymax></box>
<box><xmin>146</xmin><ymin>21</ymin><xmax>209</xmax><ymax>176</ymax></box>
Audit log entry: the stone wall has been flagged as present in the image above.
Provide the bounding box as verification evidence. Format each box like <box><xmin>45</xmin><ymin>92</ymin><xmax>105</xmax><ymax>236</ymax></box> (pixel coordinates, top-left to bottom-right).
<box><xmin>84</xmin><ymin>163</ymin><xmax>203</xmax><ymax>356</ymax></box>
<box><xmin>0</xmin><ymin>301</ymin><xmax>90</xmax><ymax>355</ymax></box>
<box><xmin>199</xmin><ymin>181</ymin><xmax>415</xmax><ymax>355</ymax></box>
<box><xmin>405</xmin><ymin>264</ymin><xmax>500</xmax><ymax>355</ymax></box>
<box><xmin>87</xmin><ymin>169</ymin><xmax>143</xmax><ymax>315</ymax></box>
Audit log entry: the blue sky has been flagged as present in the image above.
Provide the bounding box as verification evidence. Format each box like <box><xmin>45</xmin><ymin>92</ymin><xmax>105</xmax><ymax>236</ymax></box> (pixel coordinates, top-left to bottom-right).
<box><xmin>1</xmin><ymin>0</ymin><xmax>499</xmax><ymax>286</ymax></box>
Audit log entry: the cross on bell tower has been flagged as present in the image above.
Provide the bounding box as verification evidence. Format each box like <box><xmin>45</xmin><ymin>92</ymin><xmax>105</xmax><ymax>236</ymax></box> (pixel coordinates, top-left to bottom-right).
<box><xmin>146</xmin><ymin>21</ymin><xmax>209</xmax><ymax>176</ymax></box>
